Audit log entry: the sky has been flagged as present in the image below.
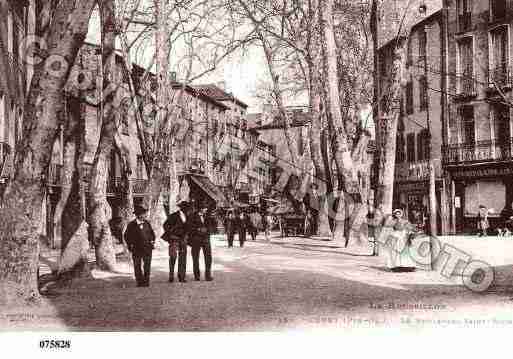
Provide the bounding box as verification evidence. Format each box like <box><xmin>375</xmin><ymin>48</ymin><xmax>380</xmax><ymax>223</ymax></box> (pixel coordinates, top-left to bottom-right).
<box><xmin>85</xmin><ymin>6</ymin><xmax>372</xmax><ymax>130</ymax></box>
<box><xmin>85</xmin><ymin>10</ymin><xmax>273</xmax><ymax>114</ymax></box>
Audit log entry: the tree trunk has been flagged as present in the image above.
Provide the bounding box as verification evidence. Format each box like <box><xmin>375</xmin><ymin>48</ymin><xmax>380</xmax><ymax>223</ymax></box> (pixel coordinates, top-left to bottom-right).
<box><xmin>58</xmin><ymin>98</ymin><xmax>90</xmax><ymax>277</ymax></box>
<box><xmin>370</xmin><ymin>1</ymin><xmax>408</xmax><ymax>219</ymax></box>
<box><xmin>114</xmin><ymin>133</ymin><xmax>134</xmax><ymax>241</ymax></box>
<box><xmin>309</xmin><ymin>80</ymin><xmax>332</xmax><ymax>238</ymax></box>
<box><xmin>259</xmin><ymin>31</ymin><xmax>298</xmax><ymax>167</ymax></box>
<box><xmin>86</xmin><ymin>0</ymin><xmax>121</xmax><ymax>271</ymax></box>
<box><xmin>144</xmin><ymin>0</ymin><xmax>173</xmax><ymax>238</ymax></box>
<box><xmin>0</xmin><ymin>0</ymin><xmax>95</xmax><ymax>305</ymax></box>
<box><xmin>87</xmin><ymin>144</ymin><xmax>116</xmax><ymax>270</ymax></box>
<box><xmin>375</xmin><ymin>47</ymin><xmax>406</xmax><ymax>217</ymax></box>
<box><xmin>320</xmin><ymin>0</ymin><xmax>358</xmax><ymax>195</ymax></box>
<box><xmin>107</xmin><ymin>1</ymin><xmax>134</xmax><ymax>240</ymax></box>
<box><xmin>304</xmin><ymin>0</ymin><xmax>332</xmax><ymax>237</ymax></box>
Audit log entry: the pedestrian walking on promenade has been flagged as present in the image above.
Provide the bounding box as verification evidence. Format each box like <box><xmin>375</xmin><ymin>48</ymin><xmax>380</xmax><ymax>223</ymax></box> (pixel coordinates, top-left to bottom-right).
<box><xmin>248</xmin><ymin>210</ymin><xmax>261</xmax><ymax>241</ymax></box>
<box><xmin>124</xmin><ymin>205</ymin><xmax>155</xmax><ymax>287</ymax></box>
<box><xmin>366</xmin><ymin>210</ymin><xmax>378</xmax><ymax>256</ymax></box>
<box><xmin>383</xmin><ymin>209</ymin><xmax>416</xmax><ymax>272</ymax></box>
<box><xmin>189</xmin><ymin>205</ymin><xmax>214</xmax><ymax>281</ymax></box>
<box><xmin>225</xmin><ymin>210</ymin><xmax>237</xmax><ymax>247</ymax></box>
<box><xmin>263</xmin><ymin>213</ymin><xmax>273</xmax><ymax>240</ymax></box>
<box><xmin>162</xmin><ymin>200</ymin><xmax>191</xmax><ymax>283</ymax></box>
<box><xmin>477</xmin><ymin>205</ymin><xmax>489</xmax><ymax>237</ymax></box>
<box><xmin>304</xmin><ymin>210</ymin><xmax>312</xmax><ymax>236</ymax></box>
<box><xmin>238</xmin><ymin>211</ymin><xmax>249</xmax><ymax>247</ymax></box>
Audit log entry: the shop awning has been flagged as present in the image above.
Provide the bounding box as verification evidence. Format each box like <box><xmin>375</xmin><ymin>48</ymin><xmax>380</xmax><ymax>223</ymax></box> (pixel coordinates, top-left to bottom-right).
<box><xmin>189</xmin><ymin>175</ymin><xmax>229</xmax><ymax>207</ymax></box>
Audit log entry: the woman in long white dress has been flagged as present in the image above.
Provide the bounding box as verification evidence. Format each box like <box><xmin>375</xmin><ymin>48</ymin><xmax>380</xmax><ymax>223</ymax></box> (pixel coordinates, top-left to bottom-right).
<box><xmin>383</xmin><ymin>209</ymin><xmax>416</xmax><ymax>271</ymax></box>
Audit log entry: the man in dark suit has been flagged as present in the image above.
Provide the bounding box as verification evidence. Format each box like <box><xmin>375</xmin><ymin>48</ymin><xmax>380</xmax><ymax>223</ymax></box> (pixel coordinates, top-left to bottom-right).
<box><xmin>224</xmin><ymin>210</ymin><xmax>237</xmax><ymax>247</ymax></box>
<box><xmin>124</xmin><ymin>205</ymin><xmax>155</xmax><ymax>287</ymax></box>
<box><xmin>189</xmin><ymin>205</ymin><xmax>214</xmax><ymax>281</ymax></box>
<box><xmin>162</xmin><ymin>200</ymin><xmax>190</xmax><ymax>283</ymax></box>
<box><xmin>238</xmin><ymin>211</ymin><xmax>248</xmax><ymax>247</ymax></box>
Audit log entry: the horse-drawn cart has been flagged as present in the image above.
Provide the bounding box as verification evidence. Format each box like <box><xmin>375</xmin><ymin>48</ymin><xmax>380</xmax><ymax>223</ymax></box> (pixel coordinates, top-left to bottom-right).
<box><xmin>280</xmin><ymin>214</ymin><xmax>305</xmax><ymax>237</ymax></box>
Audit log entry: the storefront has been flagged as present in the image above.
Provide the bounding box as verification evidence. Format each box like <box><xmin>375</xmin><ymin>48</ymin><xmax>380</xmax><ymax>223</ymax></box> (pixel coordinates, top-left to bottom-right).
<box><xmin>449</xmin><ymin>163</ymin><xmax>513</xmax><ymax>234</ymax></box>
<box><xmin>394</xmin><ymin>180</ymin><xmax>443</xmax><ymax>233</ymax></box>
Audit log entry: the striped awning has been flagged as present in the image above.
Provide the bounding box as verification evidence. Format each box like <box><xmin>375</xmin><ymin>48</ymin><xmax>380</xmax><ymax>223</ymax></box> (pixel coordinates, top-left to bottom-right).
<box><xmin>189</xmin><ymin>175</ymin><xmax>229</xmax><ymax>207</ymax></box>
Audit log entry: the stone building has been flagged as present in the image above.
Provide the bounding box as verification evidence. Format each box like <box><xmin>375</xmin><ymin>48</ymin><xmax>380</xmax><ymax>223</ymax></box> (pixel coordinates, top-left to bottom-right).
<box><xmin>43</xmin><ymin>43</ymin><xmax>253</xmax><ymax>247</ymax></box>
<box><xmin>443</xmin><ymin>0</ymin><xmax>513</xmax><ymax>233</ymax></box>
<box><xmin>378</xmin><ymin>8</ymin><xmax>447</xmax><ymax>233</ymax></box>
<box><xmin>248</xmin><ymin>105</ymin><xmax>376</xmax><ymax>218</ymax></box>
<box><xmin>247</xmin><ymin>105</ymin><xmax>311</xmax><ymax>201</ymax></box>
<box><xmin>376</xmin><ymin>0</ymin><xmax>513</xmax><ymax>234</ymax></box>
<box><xmin>192</xmin><ymin>83</ymin><xmax>256</xmax><ymax>204</ymax></box>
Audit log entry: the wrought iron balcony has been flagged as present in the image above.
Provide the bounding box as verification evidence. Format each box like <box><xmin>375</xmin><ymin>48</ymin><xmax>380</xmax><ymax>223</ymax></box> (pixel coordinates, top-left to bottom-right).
<box><xmin>442</xmin><ymin>139</ymin><xmax>513</xmax><ymax>165</ymax></box>
<box><xmin>107</xmin><ymin>176</ymin><xmax>150</xmax><ymax>194</ymax></box>
<box><xmin>456</xmin><ymin>74</ymin><xmax>476</xmax><ymax>99</ymax></box>
<box><xmin>488</xmin><ymin>64</ymin><xmax>511</xmax><ymax>89</ymax></box>
<box><xmin>133</xmin><ymin>178</ymin><xmax>149</xmax><ymax>193</ymax></box>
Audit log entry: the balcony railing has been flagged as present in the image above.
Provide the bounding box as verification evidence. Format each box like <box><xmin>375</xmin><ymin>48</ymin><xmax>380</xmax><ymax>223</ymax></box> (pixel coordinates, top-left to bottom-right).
<box><xmin>107</xmin><ymin>177</ymin><xmax>150</xmax><ymax>194</ymax></box>
<box><xmin>488</xmin><ymin>64</ymin><xmax>511</xmax><ymax>89</ymax></box>
<box><xmin>456</xmin><ymin>74</ymin><xmax>476</xmax><ymax>98</ymax></box>
<box><xmin>133</xmin><ymin>178</ymin><xmax>149</xmax><ymax>193</ymax></box>
<box><xmin>458</xmin><ymin>12</ymin><xmax>472</xmax><ymax>33</ymax></box>
<box><xmin>442</xmin><ymin>139</ymin><xmax>513</xmax><ymax>165</ymax></box>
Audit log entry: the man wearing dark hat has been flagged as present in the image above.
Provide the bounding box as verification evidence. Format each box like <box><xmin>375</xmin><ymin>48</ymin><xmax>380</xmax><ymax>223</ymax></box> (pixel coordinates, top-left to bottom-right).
<box><xmin>124</xmin><ymin>205</ymin><xmax>155</xmax><ymax>287</ymax></box>
<box><xmin>189</xmin><ymin>205</ymin><xmax>214</xmax><ymax>281</ymax></box>
<box><xmin>162</xmin><ymin>200</ymin><xmax>191</xmax><ymax>282</ymax></box>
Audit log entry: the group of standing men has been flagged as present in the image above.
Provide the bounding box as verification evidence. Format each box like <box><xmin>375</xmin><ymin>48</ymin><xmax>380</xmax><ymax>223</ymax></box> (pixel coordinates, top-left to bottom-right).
<box><xmin>224</xmin><ymin>210</ymin><xmax>274</xmax><ymax>247</ymax></box>
<box><xmin>124</xmin><ymin>201</ymin><xmax>215</xmax><ymax>287</ymax></box>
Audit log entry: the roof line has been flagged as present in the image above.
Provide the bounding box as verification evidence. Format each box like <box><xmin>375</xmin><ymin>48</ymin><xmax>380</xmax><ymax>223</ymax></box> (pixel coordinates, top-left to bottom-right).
<box><xmin>193</xmin><ymin>84</ymin><xmax>249</xmax><ymax>109</ymax></box>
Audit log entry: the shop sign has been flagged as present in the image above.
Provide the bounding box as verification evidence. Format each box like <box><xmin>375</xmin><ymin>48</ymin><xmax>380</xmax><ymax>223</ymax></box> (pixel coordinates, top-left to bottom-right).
<box><xmin>452</xmin><ymin>166</ymin><xmax>513</xmax><ymax>179</ymax></box>
<box><xmin>396</xmin><ymin>181</ymin><xmax>428</xmax><ymax>192</ymax></box>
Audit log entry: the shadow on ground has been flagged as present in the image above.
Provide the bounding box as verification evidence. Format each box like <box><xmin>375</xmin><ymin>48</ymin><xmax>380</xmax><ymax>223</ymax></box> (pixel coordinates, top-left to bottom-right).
<box><xmin>17</xmin><ymin>257</ymin><xmax>511</xmax><ymax>331</ymax></box>
<box><xmin>4</xmin><ymin>237</ymin><xmax>513</xmax><ymax>331</ymax></box>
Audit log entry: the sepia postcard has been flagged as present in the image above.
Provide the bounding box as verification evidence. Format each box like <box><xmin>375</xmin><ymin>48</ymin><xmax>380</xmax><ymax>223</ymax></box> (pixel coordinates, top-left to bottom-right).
<box><xmin>1</xmin><ymin>0</ymin><xmax>513</xmax><ymax>356</ymax></box>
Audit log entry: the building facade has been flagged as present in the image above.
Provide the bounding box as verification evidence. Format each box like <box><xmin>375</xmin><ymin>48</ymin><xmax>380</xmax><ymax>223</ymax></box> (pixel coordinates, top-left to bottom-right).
<box><xmin>377</xmin><ymin>0</ymin><xmax>513</xmax><ymax>234</ymax></box>
<box><xmin>41</xmin><ymin>43</ymin><xmax>254</xmax><ymax>247</ymax></box>
<box><xmin>247</xmin><ymin>105</ymin><xmax>311</xmax><ymax>197</ymax></box>
<box><xmin>443</xmin><ymin>0</ymin><xmax>513</xmax><ymax>233</ymax></box>
<box><xmin>379</xmin><ymin>9</ymin><xmax>447</xmax><ymax>232</ymax></box>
